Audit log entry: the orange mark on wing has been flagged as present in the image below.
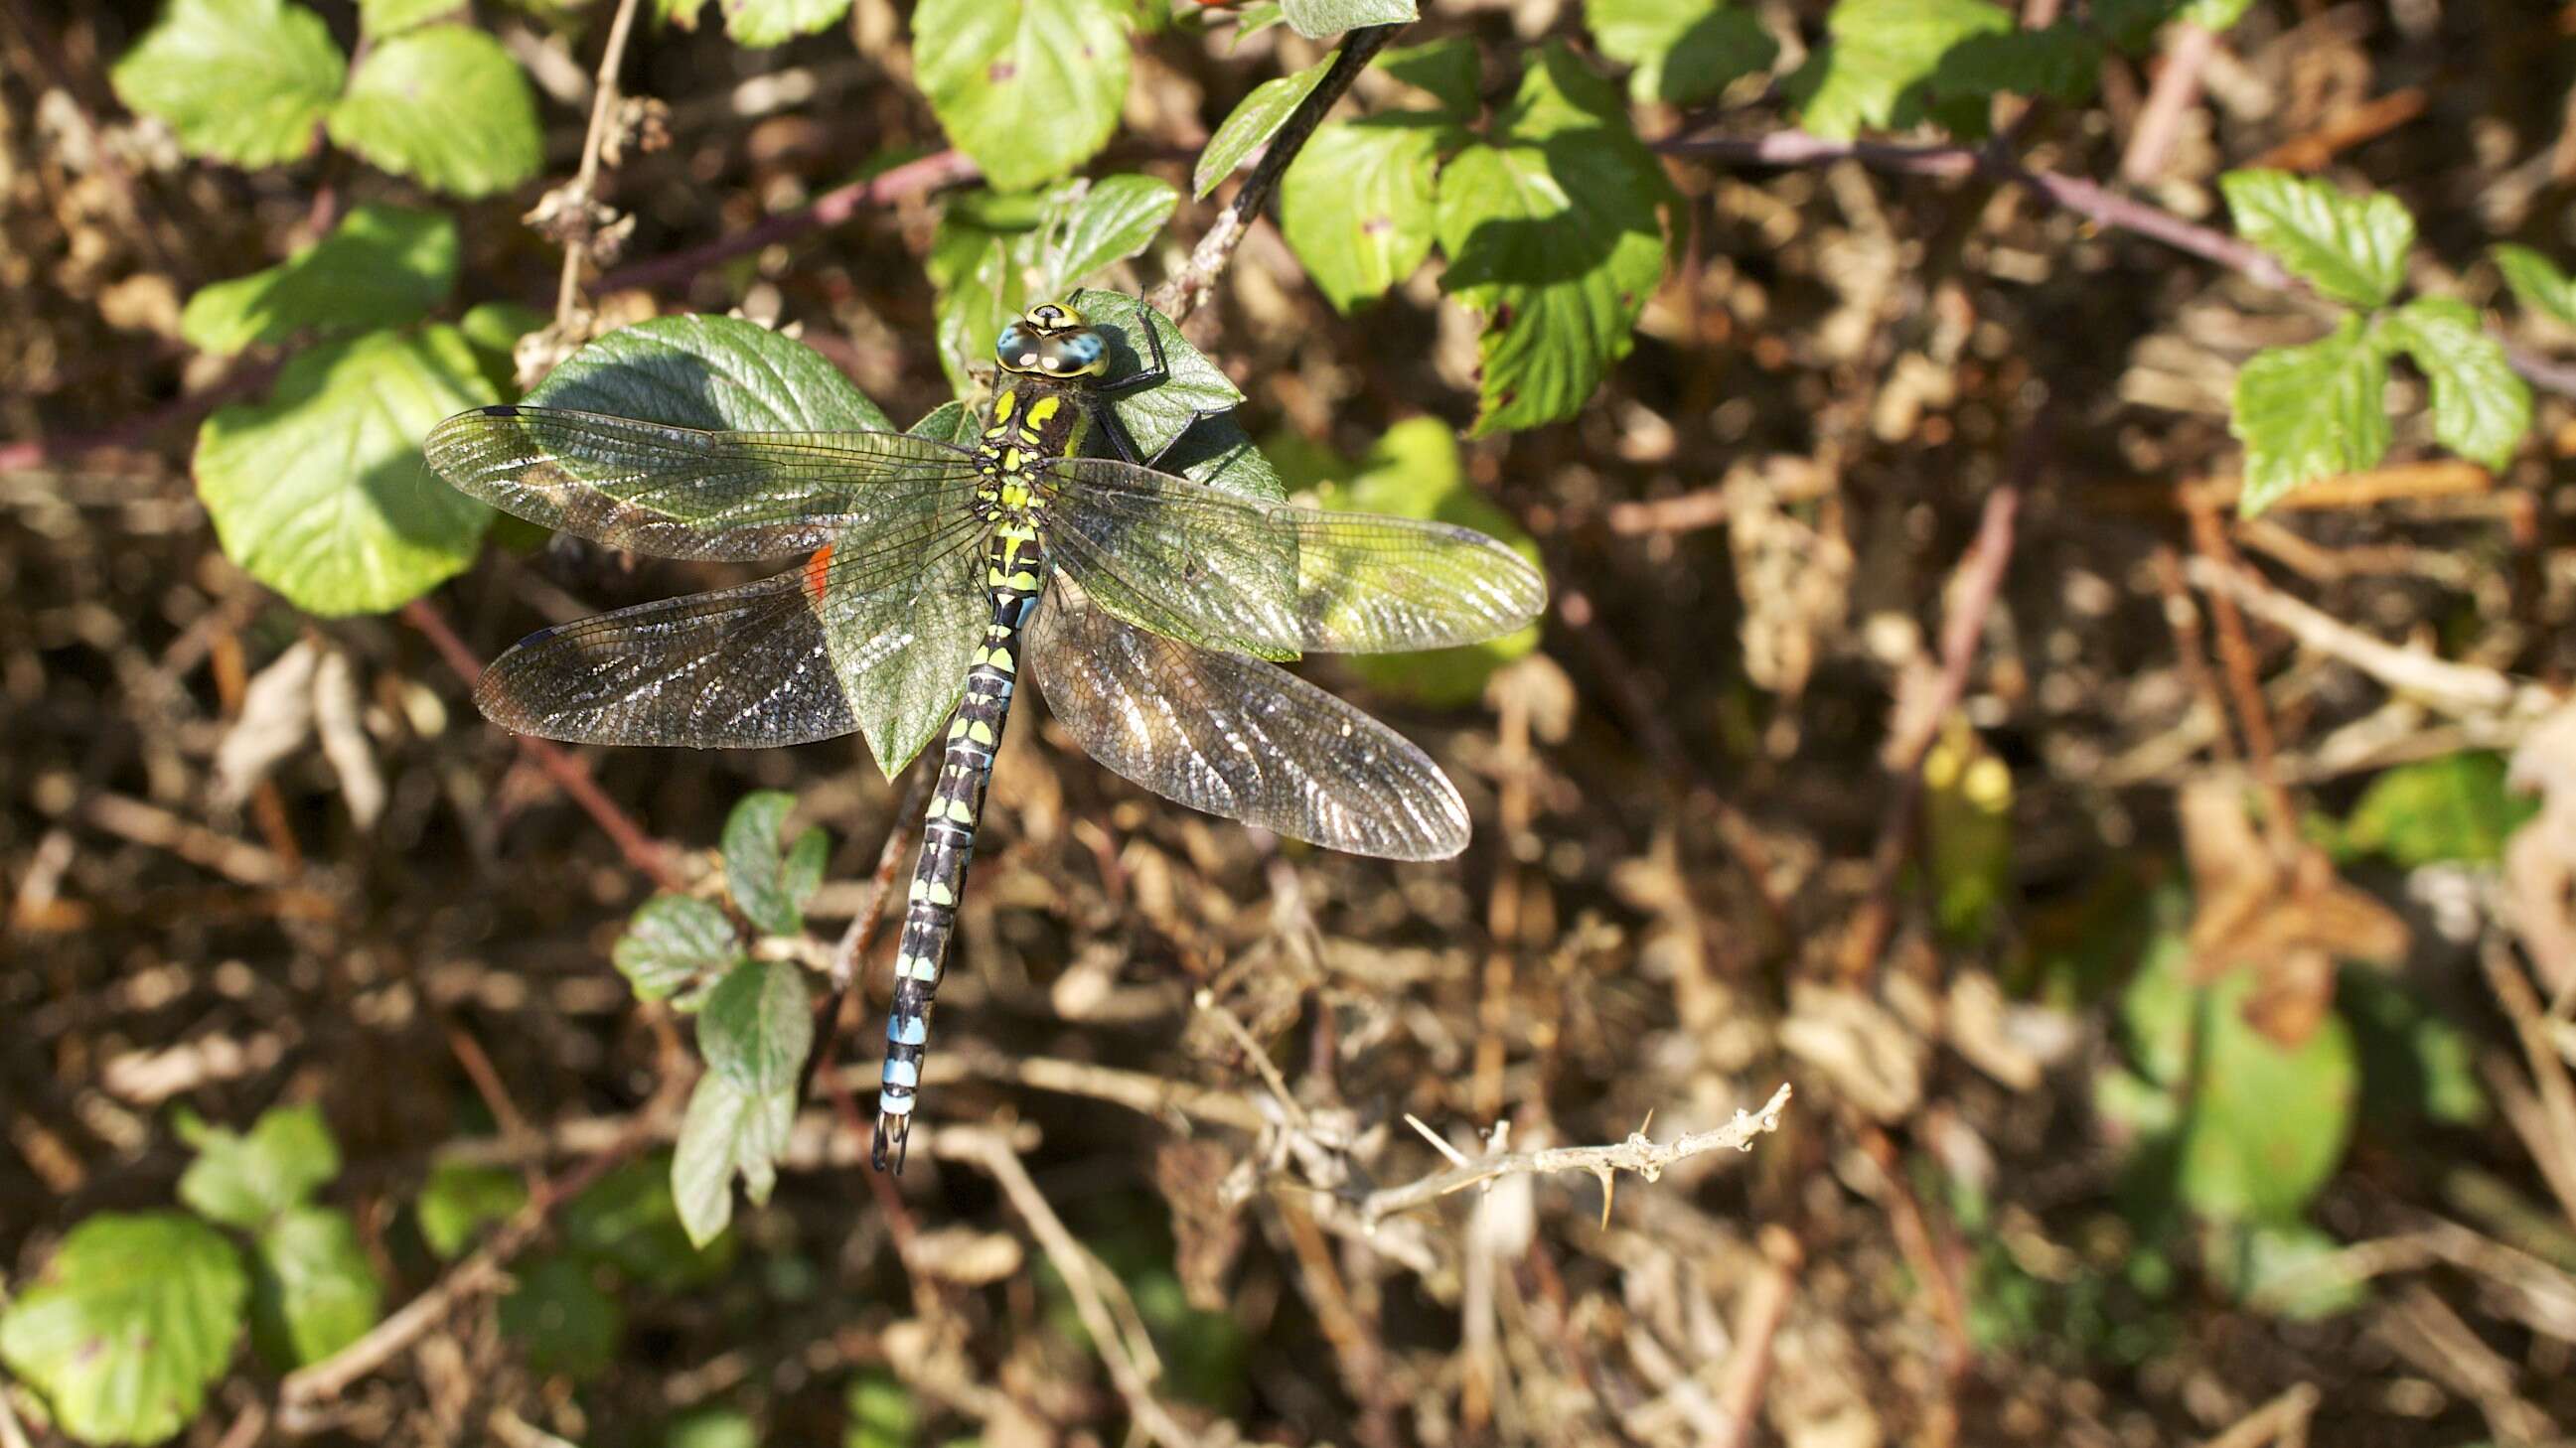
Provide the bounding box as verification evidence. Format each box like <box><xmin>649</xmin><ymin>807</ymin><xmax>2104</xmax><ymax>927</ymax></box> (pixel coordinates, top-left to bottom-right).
<box><xmin>803</xmin><ymin>542</ymin><xmax>834</xmax><ymax>604</ymax></box>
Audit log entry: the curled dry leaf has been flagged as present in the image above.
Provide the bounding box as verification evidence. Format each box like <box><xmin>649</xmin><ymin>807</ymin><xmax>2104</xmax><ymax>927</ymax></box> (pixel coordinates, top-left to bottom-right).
<box><xmin>212</xmin><ymin>638</ymin><xmax>319</xmax><ymax>808</ymax></box>
<box><xmin>311</xmin><ymin>644</ymin><xmax>385</xmax><ymax>829</ymax></box>
<box><xmin>1781</xmin><ymin>981</ymin><xmax>1924</xmax><ymax>1122</ymax></box>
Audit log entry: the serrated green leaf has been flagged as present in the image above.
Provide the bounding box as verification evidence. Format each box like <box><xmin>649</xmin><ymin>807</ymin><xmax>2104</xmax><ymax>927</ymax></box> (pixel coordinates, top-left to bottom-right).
<box><xmin>178</xmin><ymin>1102</ymin><xmax>341</xmax><ymax>1229</ymax></box>
<box><xmin>782</xmin><ymin>826</ymin><xmax>830</xmax><ymax>915</ymax></box>
<box><xmin>197</xmin><ymin>325</ymin><xmax>498</xmax><ymax>615</ymax></box>
<box><xmin>909</xmin><ymin>398</ymin><xmax>983</xmax><ymax>447</ymax></box>
<box><xmin>723</xmin><ymin>0</ymin><xmax>854</xmax><ymax>45</ymax></box>
<box><xmin>2219</xmin><ymin>169</ymin><xmax>2414</xmax><ymax>310</ymax></box>
<box><xmin>559</xmin><ymin>1155</ymin><xmax>735</xmax><ymax>1287</ymax></box>
<box><xmin>530</xmin><ymin>315</ymin><xmax>896</xmax><ymax>431</ymax></box>
<box><xmin>1931</xmin><ymin>21</ymin><xmax>2101</xmax><ymax>103</ymax></box>
<box><xmin>1195</xmin><ymin>55</ymin><xmax>1337</xmax><ymax>199</ymax></box>
<box><xmin>183</xmin><ymin>204</ymin><xmax>456</xmax><ymax>357</ymax></box>
<box><xmin>931</xmin><ymin>195</ymin><xmax>1040</xmax><ymax>396</ymax></box>
<box><xmin>1781</xmin><ymin>0</ymin><xmax>2012</xmax><ymax>140</ymax></box>
<box><xmin>1153</xmin><ymin>412</ymin><xmax>1287</xmax><ymax>502</ymax></box>
<box><xmin>1282</xmin><ymin>116</ymin><xmax>1443</xmax><ymax>312</ymax></box>
<box><xmin>328</xmin><ymin>26</ymin><xmax>542</xmax><ymax>199</ymax></box>
<box><xmin>1279</xmin><ymin>0</ymin><xmax>1414</xmax><ymax>38</ymax></box>
<box><xmin>2342</xmin><ymin>751</ymin><xmax>2534</xmax><ymax>869</ymax></box>
<box><xmin>671</xmin><ymin>1072</ymin><xmax>794</xmax><ymax>1246</ymax></box>
<box><xmin>723</xmin><ymin>791</ymin><xmax>804</xmax><ymax>936</ymax></box>
<box><xmin>111</xmin><ymin>0</ymin><xmax>346</xmax><ymax>170</ymax></box>
<box><xmin>357</xmin><ymin>0</ymin><xmax>462</xmax><ymax>37</ymax></box>
<box><xmin>1067</xmin><ymin>288</ymin><xmax>1246</xmax><ymax>460</ymax></box>
<box><xmin>2229</xmin><ymin>315</ymin><xmax>2390</xmax><ymax>516</ymax></box>
<box><xmin>614</xmin><ymin>893</ymin><xmax>743</xmax><ymax>1006</ymax></box>
<box><xmin>415</xmin><ymin>1162</ymin><xmax>530</xmax><ymax>1259</ymax></box>
<box><xmin>0</xmin><ymin>1213</ymin><xmax>248</xmax><ymax>1446</ymax></box>
<box><xmin>699</xmin><ymin>959</ymin><xmax>815</xmax><ymax>1098</ymax></box>
<box><xmin>1048</xmin><ymin>175</ymin><xmax>1178</xmax><ymax>283</ymax></box>
<box><xmin>250</xmin><ymin>1206</ymin><xmax>384</xmax><ymax>1368</ymax></box>
<box><xmin>1587</xmin><ymin>0</ymin><xmax>1776</xmax><ymax>106</ymax></box>
<box><xmin>2381</xmin><ymin>297</ymin><xmax>2532</xmax><ymax>474</ymax></box>
<box><xmin>1437</xmin><ymin>45</ymin><xmax>1670</xmax><ymax>434</ymax></box>
<box><xmin>2494</xmin><ymin>243</ymin><xmax>2576</xmax><ymax>329</ymax></box>
<box><xmin>1308</xmin><ymin>418</ymin><xmax>1538</xmax><ymax>703</ymax></box>
<box><xmin>499</xmin><ymin>1254</ymin><xmax>620</xmax><ymax>1377</ymax></box>
<box><xmin>1228</xmin><ymin>1</ymin><xmax>1287</xmax><ymax>45</ymax></box>
<box><xmin>1378</xmin><ymin>37</ymin><xmax>1479</xmax><ymax>116</ymax></box>
<box><xmin>914</xmin><ymin>0</ymin><xmax>1132</xmax><ymax>192</ymax></box>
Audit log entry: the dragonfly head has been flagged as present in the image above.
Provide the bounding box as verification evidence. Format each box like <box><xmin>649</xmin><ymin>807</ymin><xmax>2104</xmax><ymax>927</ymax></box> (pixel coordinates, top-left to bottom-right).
<box><xmin>995</xmin><ymin>301</ymin><xmax>1111</xmax><ymax>381</ymax></box>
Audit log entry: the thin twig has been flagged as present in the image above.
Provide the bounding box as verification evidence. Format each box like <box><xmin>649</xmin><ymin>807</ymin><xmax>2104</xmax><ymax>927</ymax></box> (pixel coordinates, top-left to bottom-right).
<box><xmin>0</xmin><ymin>360</ymin><xmax>279</xmax><ymax>473</ymax></box>
<box><xmin>401</xmin><ymin>597</ymin><xmax>682</xmax><ymax>892</ymax></box>
<box><xmin>553</xmin><ymin>0</ymin><xmax>648</xmax><ymax>326</ymax></box>
<box><xmin>1146</xmin><ymin>23</ymin><xmax>1408</xmax><ymax>325</ymax></box>
<box><xmin>1665</xmin><ymin>130</ymin><xmax>2576</xmax><ymax>397</ymax></box>
<box><xmin>1709</xmin><ymin>1225</ymin><xmax>1804</xmax><ymax>1448</ymax></box>
<box><xmin>595</xmin><ymin>150</ymin><xmax>982</xmax><ymax>296</ymax></box>
<box><xmin>2122</xmin><ymin>20</ymin><xmax>2217</xmax><ymax>186</ymax></box>
<box><xmin>2182</xmin><ymin>554</ymin><xmax>2542</xmax><ymax>720</ymax></box>
<box><xmin>2185</xmin><ymin>495</ymin><xmax>2297</xmax><ymax>850</ymax></box>
<box><xmin>1355</xmin><ymin>1083</ymin><xmax>1791</xmax><ymax>1224</ymax></box>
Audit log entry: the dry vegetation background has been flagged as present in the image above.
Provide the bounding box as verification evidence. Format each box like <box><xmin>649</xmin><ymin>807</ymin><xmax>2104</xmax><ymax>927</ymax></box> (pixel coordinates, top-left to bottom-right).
<box><xmin>10</xmin><ymin>1</ymin><xmax>2576</xmax><ymax>1446</ymax></box>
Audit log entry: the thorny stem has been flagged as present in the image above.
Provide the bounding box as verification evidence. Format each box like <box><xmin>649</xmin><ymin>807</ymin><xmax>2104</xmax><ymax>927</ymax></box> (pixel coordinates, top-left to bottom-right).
<box><xmin>1146</xmin><ymin>22</ymin><xmax>1408</xmax><ymax>326</ymax></box>
<box><xmin>1665</xmin><ymin>130</ymin><xmax>2576</xmax><ymax>398</ymax></box>
<box><xmin>555</xmin><ymin>0</ymin><xmax>648</xmax><ymax>327</ymax></box>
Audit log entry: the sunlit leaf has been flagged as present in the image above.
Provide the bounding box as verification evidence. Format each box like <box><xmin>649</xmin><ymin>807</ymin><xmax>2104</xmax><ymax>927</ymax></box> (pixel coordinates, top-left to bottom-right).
<box><xmin>1279</xmin><ymin>0</ymin><xmax>1415</xmax><ymax>39</ymax></box>
<box><xmin>2494</xmin><ymin>243</ymin><xmax>2576</xmax><ymax>329</ymax></box>
<box><xmin>1046</xmin><ymin>174</ymin><xmax>1179</xmax><ymax>283</ymax></box>
<box><xmin>722</xmin><ymin>0</ymin><xmax>854</xmax><ymax>46</ymax></box>
<box><xmin>250</xmin><ymin>1206</ymin><xmax>384</xmax><ymax>1368</ymax></box>
<box><xmin>111</xmin><ymin>0</ymin><xmax>346</xmax><ymax>169</ymax></box>
<box><xmin>327</xmin><ymin>26</ymin><xmax>542</xmax><ymax>198</ymax></box>
<box><xmin>0</xmin><ymin>1213</ymin><xmax>248</xmax><ymax>1446</ymax></box>
<box><xmin>1586</xmin><ymin>0</ymin><xmax>1776</xmax><ymax>106</ymax></box>
<box><xmin>2220</xmin><ymin>169</ymin><xmax>2414</xmax><ymax>311</ymax></box>
<box><xmin>2229</xmin><ymin>314</ymin><xmax>2389</xmax><ymax>516</ymax></box>
<box><xmin>183</xmin><ymin>204</ymin><xmax>456</xmax><ymax>357</ymax></box>
<box><xmin>1782</xmin><ymin>0</ymin><xmax>2011</xmax><ymax>140</ymax></box>
<box><xmin>1282</xmin><ymin>116</ymin><xmax>1444</xmax><ymax>312</ymax></box>
<box><xmin>2379</xmin><ymin>297</ymin><xmax>2532</xmax><ymax>474</ymax></box>
<box><xmin>1195</xmin><ymin>54</ymin><xmax>1338</xmax><ymax>198</ymax></box>
<box><xmin>415</xmin><ymin>1162</ymin><xmax>530</xmax><ymax>1259</ymax></box>
<box><xmin>177</xmin><ymin>1102</ymin><xmax>341</xmax><ymax>1230</ymax></box>
<box><xmin>614</xmin><ymin>893</ymin><xmax>744</xmax><ymax>1007</ymax></box>
<box><xmin>914</xmin><ymin>0</ymin><xmax>1132</xmax><ymax>192</ymax></box>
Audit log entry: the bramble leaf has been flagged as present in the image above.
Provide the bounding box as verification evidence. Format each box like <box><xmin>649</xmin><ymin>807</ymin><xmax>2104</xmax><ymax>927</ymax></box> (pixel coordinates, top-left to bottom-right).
<box><xmin>2341</xmin><ymin>751</ymin><xmax>2535</xmax><ymax>869</ymax></box>
<box><xmin>2220</xmin><ymin>169</ymin><xmax>2414</xmax><ymax>311</ymax></box>
<box><xmin>1281</xmin><ymin>116</ymin><xmax>1443</xmax><ymax>312</ymax></box>
<box><xmin>1046</xmin><ymin>174</ymin><xmax>1179</xmax><ymax>284</ymax></box>
<box><xmin>1378</xmin><ymin>37</ymin><xmax>1480</xmax><ymax>117</ymax></box>
<box><xmin>2229</xmin><ymin>315</ymin><xmax>2389</xmax><ymax>517</ymax></box>
<box><xmin>1932</xmin><ymin>21</ymin><xmax>2101</xmax><ymax>104</ymax></box>
<box><xmin>183</xmin><ymin>204</ymin><xmax>456</xmax><ymax>357</ymax></box>
<box><xmin>614</xmin><ymin>894</ymin><xmax>743</xmax><ymax>1007</ymax></box>
<box><xmin>2494</xmin><ymin>244</ymin><xmax>2576</xmax><ymax>328</ymax></box>
<box><xmin>2380</xmin><ymin>296</ymin><xmax>2533</xmax><ymax>473</ymax></box>
<box><xmin>914</xmin><ymin>0</ymin><xmax>1132</xmax><ymax>192</ymax></box>
<box><xmin>672</xmin><ymin>1072</ymin><xmax>794</xmax><ymax>1246</ymax></box>
<box><xmin>111</xmin><ymin>0</ymin><xmax>346</xmax><ymax>169</ymax></box>
<box><xmin>699</xmin><ymin>959</ymin><xmax>815</xmax><ymax>1098</ymax></box>
<box><xmin>416</xmin><ymin>1162</ymin><xmax>529</xmax><ymax>1258</ymax></box>
<box><xmin>720</xmin><ymin>0</ymin><xmax>854</xmax><ymax>46</ymax></box>
<box><xmin>722</xmin><ymin>791</ymin><xmax>808</xmax><ymax>937</ymax></box>
<box><xmin>1067</xmin><ymin>289</ymin><xmax>1247</xmax><ymax>461</ymax></box>
<box><xmin>178</xmin><ymin>1102</ymin><xmax>341</xmax><ymax>1229</ymax></box>
<box><xmin>328</xmin><ymin>26</ymin><xmax>541</xmax><ymax>198</ymax></box>
<box><xmin>250</xmin><ymin>1206</ymin><xmax>384</xmax><ymax>1368</ymax></box>
<box><xmin>197</xmin><ymin>325</ymin><xmax>499</xmax><ymax>615</ymax></box>
<box><xmin>1437</xmin><ymin>44</ymin><xmax>1670</xmax><ymax>433</ymax></box>
<box><xmin>357</xmin><ymin>0</ymin><xmax>462</xmax><ymax>37</ymax></box>
<box><xmin>530</xmin><ymin>315</ymin><xmax>896</xmax><ymax>432</ymax></box>
<box><xmin>0</xmin><ymin>1213</ymin><xmax>248</xmax><ymax>1446</ymax></box>
<box><xmin>1280</xmin><ymin>0</ymin><xmax>1415</xmax><ymax>40</ymax></box>
<box><xmin>1586</xmin><ymin>0</ymin><xmax>1776</xmax><ymax>106</ymax></box>
<box><xmin>1782</xmin><ymin>0</ymin><xmax>2011</xmax><ymax>140</ymax></box>
<box><xmin>1196</xmin><ymin>54</ymin><xmax>1338</xmax><ymax>199</ymax></box>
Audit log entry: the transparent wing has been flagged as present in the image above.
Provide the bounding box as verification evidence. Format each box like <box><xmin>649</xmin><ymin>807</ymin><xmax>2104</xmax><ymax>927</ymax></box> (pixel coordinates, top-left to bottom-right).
<box><xmin>1041</xmin><ymin>457</ymin><xmax>1547</xmax><ymax>658</ymax></box>
<box><xmin>476</xmin><ymin>509</ymin><xmax>989</xmax><ymax>752</ymax></box>
<box><xmin>424</xmin><ymin>404</ymin><xmax>986</xmax><ymax>561</ymax></box>
<box><xmin>1030</xmin><ymin>579</ymin><xmax>1470</xmax><ymax>861</ymax></box>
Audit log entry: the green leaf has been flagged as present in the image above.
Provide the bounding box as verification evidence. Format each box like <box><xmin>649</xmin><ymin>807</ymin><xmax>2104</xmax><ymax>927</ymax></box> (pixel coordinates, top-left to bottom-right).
<box><xmin>532</xmin><ymin>314</ymin><xmax>894</xmax><ymax>447</ymax></box>
<box><xmin>2207</xmin><ymin>1220</ymin><xmax>2370</xmax><ymax>1320</ymax></box>
<box><xmin>2380</xmin><ymin>297</ymin><xmax>2532</xmax><ymax>474</ymax></box>
<box><xmin>1920</xmin><ymin>726</ymin><xmax>2014</xmax><ymax>943</ymax></box>
<box><xmin>183</xmin><ymin>204</ymin><xmax>457</xmax><ymax>357</ymax></box>
<box><xmin>1436</xmin><ymin>45</ymin><xmax>1671</xmax><ymax>434</ymax></box>
<box><xmin>559</xmin><ymin>1156</ymin><xmax>734</xmax><ymax>1287</ymax></box>
<box><xmin>909</xmin><ymin>399</ymin><xmax>983</xmax><ymax>447</ymax></box>
<box><xmin>1066</xmin><ymin>288</ymin><xmax>1246</xmax><ymax>461</ymax></box>
<box><xmin>1378</xmin><ymin>37</ymin><xmax>1480</xmax><ymax>117</ymax></box>
<box><xmin>2229</xmin><ymin>314</ymin><xmax>2390</xmax><ymax>517</ymax></box>
<box><xmin>845</xmin><ymin>1372</ymin><xmax>920</xmax><ymax>1448</ymax></box>
<box><xmin>2219</xmin><ymin>169</ymin><xmax>2414</xmax><ymax>310</ymax></box>
<box><xmin>499</xmin><ymin>1254</ymin><xmax>620</xmax><ymax>1377</ymax></box>
<box><xmin>1311</xmin><ymin>418</ymin><xmax>1540</xmax><ymax>703</ymax></box>
<box><xmin>0</xmin><ymin>1213</ymin><xmax>248</xmax><ymax>1446</ymax></box>
<box><xmin>722</xmin><ymin>0</ymin><xmax>854</xmax><ymax>46</ymax></box>
<box><xmin>1279</xmin><ymin>0</ymin><xmax>1415</xmax><ymax>39</ymax></box>
<box><xmin>2342</xmin><ymin>751</ymin><xmax>2534</xmax><ymax>868</ymax></box>
<box><xmin>327</xmin><ymin>26</ymin><xmax>542</xmax><ymax>199</ymax></box>
<box><xmin>1154</xmin><ymin>412</ymin><xmax>1287</xmax><ymax>503</ymax></box>
<box><xmin>782</xmin><ymin>826</ymin><xmax>831</xmax><ymax>917</ymax></box>
<box><xmin>1047</xmin><ymin>174</ymin><xmax>1179</xmax><ymax>283</ymax></box>
<box><xmin>1195</xmin><ymin>54</ymin><xmax>1338</xmax><ymax>199</ymax></box>
<box><xmin>723</xmin><ymin>790</ymin><xmax>808</xmax><ymax>937</ymax></box>
<box><xmin>2340</xmin><ymin>968</ymin><xmax>2487</xmax><ymax>1128</ymax></box>
<box><xmin>914</xmin><ymin>0</ymin><xmax>1132</xmax><ymax>192</ymax></box>
<box><xmin>177</xmin><ymin>1102</ymin><xmax>340</xmax><ymax>1230</ymax></box>
<box><xmin>1282</xmin><ymin>116</ymin><xmax>1443</xmax><ymax>312</ymax></box>
<box><xmin>670</xmin><ymin>1407</ymin><xmax>762</xmax><ymax>1448</ymax></box>
<box><xmin>111</xmin><ymin>0</ymin><xmax>346</xmax><ymax>169</ymax></box>
<box><xmin>250</xmin><ymin>1206</ymin><xmax>384</xmax><ymax>1368</ymax></box>
<box><xmin>1782</xmin><ymin>0</ymin><xmax>2012</xmax><ymax>140</ymax></box>
<box><xmin>415</xmin><ymin>1162</ymin><xmax>529</xmax><ymax>1259</ymax></box>
<box><xmin>357</xmin><ymin>0</ymin><xmax>462</xmax><ymax>37</ymax></box>
<box><xmin>1586</xmin><ymin>0</ymin><xmax>1777</xmax><ymax>106</ymax></box>
<box><xmin>2181</xmin><ymin>0</ymin><xmax>2255</xmax><ymax>27</ymax></box>
<box><xmin>672</xmin><ymin>1071</ymin><xmax>795</xmax><ymax>1246</ymax></box>
<box><xmin>1931</xmin><ymin>22</ymin><xmax>2101</xmax><ymax>103</ymax></box>
<box><xmin>698</xmin><ymin>959</ymin><xmax>816</xmax><ymax>1098</ymax></box>
<box><xmin>930</xmin><ymin>192</ymin><xmax>1041</xmax><ymax>395</ymax></box>
<box><xmin>196</xmin><ymin>324</ymin><xmax>499</xmax><ymax>615</ymax></box>
<box><xmin>614</xmin><ymin>893</ymin><xmax>744</xmax><ymax>1007</ymax></box>
<box><xmin>2494</xmin><ymin>243</ymin><xmax>2576</xmax><ymax>329</ymax></box>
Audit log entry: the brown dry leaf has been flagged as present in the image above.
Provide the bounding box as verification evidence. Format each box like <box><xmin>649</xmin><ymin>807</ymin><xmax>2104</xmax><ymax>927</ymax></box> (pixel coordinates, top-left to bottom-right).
<box><xmin>1727</xmin><ymin>459</ymin><xmax>1852</xmax><ymax>719</ymax></box>
<box><xmin>904</xmin><ymin>1225</ymin><xmax>1025</xmax><ymax>1286</ymax></box>
<box><xmin>312</xmin><ymin>644</ymin><xmax>384</xmax><ymax>829</ymax></box>
<box><xmin>212</xmin><ymin>638</ymin><xmax>319</xmax><ymax>808</ymax></box>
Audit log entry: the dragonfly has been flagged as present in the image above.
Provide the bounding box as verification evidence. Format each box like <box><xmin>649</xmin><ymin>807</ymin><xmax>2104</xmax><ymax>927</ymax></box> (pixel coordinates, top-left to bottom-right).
<box><xmin>423</xmin><ymin>300</ymin><xmax>1547</xmax><ymax>1171</ymax></box>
